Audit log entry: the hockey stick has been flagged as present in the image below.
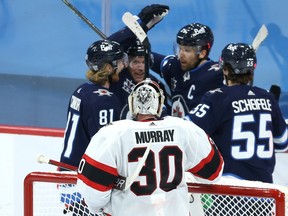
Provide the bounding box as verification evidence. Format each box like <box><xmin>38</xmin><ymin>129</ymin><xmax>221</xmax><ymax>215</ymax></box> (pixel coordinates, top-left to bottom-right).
<box><xmin>252</xmin><ymin>24</ymin><xmax>268</xmax><ymax>51</ymax></box>
<box><xmin>124</xmin><ymin>140</ymin><xmax>152</xmax><ymax>190</ymax></box>
<box><xmin>61</xmin><ymin>0</ymin><xmax>107</xmax><ymax>39</ymax></box>
<box><xmin>37</xmin><ymin>153</ymin><xmax>152</xmax><ymax>191</ymax></box>
<box><xmin>249</xmin><ymin>24</ymin><xmax>268</xmax><ymax>86</ymax></box>
<box><xmin>37</xmin><ymin>154</ymin><xmax>77</xmax><ymax>171</ymax></box>
<box><xmin>122</xmin><ymin>12</ymin><xmax>151</xmax><ymax>76</ymax></box>
<box><xmin>122</xmin><ymin>12</ymin><xmax>147</xmax><ymax>43</ymax></box>
<box><xmin>251</xmin><ymin>26</ymin><xmax>282</xmax><ymax>99</ymax></box>
<box><xmin>121</xmin><ymin>13</ymin><xmax>153</xmax><ymax>190</ymax></box>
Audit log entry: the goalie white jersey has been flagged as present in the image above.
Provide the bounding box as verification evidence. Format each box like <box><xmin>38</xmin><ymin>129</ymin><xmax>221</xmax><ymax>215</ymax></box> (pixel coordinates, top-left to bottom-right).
<box><xmin>77</xmin><ymin>116</ymin><xmax>224</xmax><ymax>216</ymax></box>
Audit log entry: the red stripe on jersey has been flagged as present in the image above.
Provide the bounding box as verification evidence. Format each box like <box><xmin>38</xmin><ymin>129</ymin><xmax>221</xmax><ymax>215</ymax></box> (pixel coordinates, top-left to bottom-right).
<box><xmin>208</xmin><ymin>152</ymin><xmax>224</xmax><ymax>180</ymax></box>
<box><xmin>187</xmin><ymin>136</ymin><xmax>223</xmax><ymax>180</ymax></box>
<box><xmin>83</xmin><ymin>154</ymin><xmax>118</xmax><ymax>176</ymax></box>
<box><xmin>78</xmin><ymin>154</ymin><xmax>118</xmax><ymax>191</ymax></box>
<box><xmin>78</xmin><ymin>173</ymin><xmax>113</xmax><ymax>191</ymax></box>
<box><xmin>189</xmin><ymin>142</ymin><xmax>215</xmax><ymax>173</ymax></box>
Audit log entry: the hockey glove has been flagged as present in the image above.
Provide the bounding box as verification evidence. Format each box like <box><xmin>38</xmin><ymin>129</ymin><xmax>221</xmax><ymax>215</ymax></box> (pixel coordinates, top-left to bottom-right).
<box><xmin>138</xmin><ymin>4</ymin><xmax>169</xmax><ymax>32</ymax></box>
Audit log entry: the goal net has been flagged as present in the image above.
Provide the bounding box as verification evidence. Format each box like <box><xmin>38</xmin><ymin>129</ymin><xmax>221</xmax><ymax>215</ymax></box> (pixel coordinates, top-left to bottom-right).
<box><xmin>24</xmin><ymin>171</ymin><xmax>288</xmax><ymax>216</ymax></box>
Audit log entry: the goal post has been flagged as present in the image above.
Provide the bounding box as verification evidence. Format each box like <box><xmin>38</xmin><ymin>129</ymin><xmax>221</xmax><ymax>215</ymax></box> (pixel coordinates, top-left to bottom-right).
<box><xmin>24</xmin><ymin>172</ymin><xmax>78</xmax><ymax>216</ymax></box>
<box><xmin>24</xmin><ymin>171</ymin><xmax>288</xmax><ymax>216</ymax></box>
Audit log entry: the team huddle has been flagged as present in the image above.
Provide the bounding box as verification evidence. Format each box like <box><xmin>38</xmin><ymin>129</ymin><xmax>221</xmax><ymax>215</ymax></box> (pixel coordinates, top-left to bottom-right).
<box><xmin>59</xmin><ymin>4</ymin><xmax>288</xmax><ymax>216</ymax></box>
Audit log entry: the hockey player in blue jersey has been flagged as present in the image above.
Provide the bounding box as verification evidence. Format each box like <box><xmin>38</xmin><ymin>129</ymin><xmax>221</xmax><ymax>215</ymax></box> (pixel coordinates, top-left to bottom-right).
<box><xmin>151</xmin><ymin>23</ymin><xmax>224</xmax><ymax>117</ymax></box>
<box><xmin>59</xmin><ymin>39</ymin><xmax>128</xmax><ymax>216</ymax></box>
<box><xmin>107</xmin><ymin>4</ymin><xmax>171</xmax><ymax>119</ymax></box>
<box><xmin>108</xmin><ymin>6</ymin><xmax>224</xmax><ymax>118</ymax></box>
<box><xmin>185</xmin><ymin>43</ymin><xmax>288</xmax><ymax>183</ymax></box>
<box><xmin>109</xmin><ymin>39</ymin><xmax>171</xmax><ymax>119</ymax></box>
<box><xmin>60</xmin><ymin>39</ymin><xmax>128</xmax><ymax>169</ymax></box>
<box><xmin>108</xmin><ymin>4</ymin><xmax>169</xmax><ymax>53</ymax></box>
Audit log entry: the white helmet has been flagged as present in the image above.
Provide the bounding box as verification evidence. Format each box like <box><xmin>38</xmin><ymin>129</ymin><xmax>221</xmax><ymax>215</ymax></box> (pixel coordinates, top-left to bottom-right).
<box><xmin>128</xmin><ymin>78</ymin><xmax>165</xmax><ymax>118</ymax></box>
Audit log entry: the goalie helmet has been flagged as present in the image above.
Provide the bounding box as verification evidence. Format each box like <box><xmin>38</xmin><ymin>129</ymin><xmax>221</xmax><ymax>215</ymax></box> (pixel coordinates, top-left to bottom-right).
<box><xmin>176</xmin><ymin>23</ymin><xmax>214</xmax><ymax>54</ymax></box>
<box><xmin>85</xmin><ymin>40</ymin><xmax>125</xmax><ymax>72</ymax></box>
<box><xmin>219</xmin><ymin>43</ymin><xmax>257</xmax><ymax>75</ymax></box>
<box><xmin>128</xmin><ymin>78</ymin><xmax>165</xmax><ymax>118</ymax></box>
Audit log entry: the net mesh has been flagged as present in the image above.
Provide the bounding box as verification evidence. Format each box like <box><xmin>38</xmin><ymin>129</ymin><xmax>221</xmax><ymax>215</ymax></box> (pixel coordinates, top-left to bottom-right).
<box><xmin>24</xmin><ymin>171</ymin><xmax>288</xmax><ymax>216</ymax></box>
<box><xmin>200</xmin><ymin>194</ymin><xmax>275</xmax><ymax>216</ymax></box>
<box><xmin>33</xmin><ymin>182</ymin><xmax>94</xmax><ymax>216</ymax></box>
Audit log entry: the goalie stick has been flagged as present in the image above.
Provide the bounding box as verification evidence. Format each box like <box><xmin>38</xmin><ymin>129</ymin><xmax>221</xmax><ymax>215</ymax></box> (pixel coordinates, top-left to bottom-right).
<box><xmin>37</xmin><ymin>153</ymin><xmax>153</xmax><ymax>191</ymax></box>
<box><xmin>37</xmin><ymin>154</ymin><xmax>77</xmax><ymax>171</ymax></box>
<box><xmin>124</xmin><ymin>140</ymin><xmax>152</xmax><ymax>190</ymax></box>
<box><xmin>61</xmin><ymin>0</ymin><xmax>107</xmax><ymax>39</ymax></box>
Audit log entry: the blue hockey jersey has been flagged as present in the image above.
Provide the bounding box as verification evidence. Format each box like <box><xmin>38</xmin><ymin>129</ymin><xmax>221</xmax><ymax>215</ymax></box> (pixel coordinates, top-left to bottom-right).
<box><xmin>152</xmin><ymin>54</ymin><xmax>224</xmax><ymax>118</ymax></box>
<box><xmin>186</xmin><ymin>85</ymin><xmax>288</xmax><ymax>183</ymax></box>
<box><xmin>110</xmin><ymin>68</ymin><xmax>171</xmax><ymax>119</ymax></box>
<box><xmin>108</xmin><ymin>21</ymin><xmax>224</xmax><ymax>118</ymax></box>
<box><xmin>60</xmin><ymin>82</ymin><xmax>122</xmax><ymax>168</ymax></box>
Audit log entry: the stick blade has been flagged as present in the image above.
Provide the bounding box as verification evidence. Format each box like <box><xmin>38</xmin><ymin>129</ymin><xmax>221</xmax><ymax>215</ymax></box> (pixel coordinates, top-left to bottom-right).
<box><xmin>122</xmin><ymin>12</ymin><xmax>147</xmax><ymax>43</ymax></box>
<box><xmin>252</xmin><ymin>24</ymin><xmax>268</xmax><ymax>51</ymax></box>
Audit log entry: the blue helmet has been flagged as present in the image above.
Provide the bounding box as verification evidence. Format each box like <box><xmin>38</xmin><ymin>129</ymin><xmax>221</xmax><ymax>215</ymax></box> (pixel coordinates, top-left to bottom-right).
<box><xmin>127</xmin><ymin>39</ymin><xmax>145</xmax><ymax>57</ymax></box>
<box><xmin>176</xmin><ymin>23</ymin><xmax>214</xmax><ymax>54</ymax></box>
<box><xmin>85</xmin><ymin>40</ymin><xmax>124</xmax><ymax>72</ymax></box>
<box><xmin>219</xmin><ymin>43</ymin><xmax>257</xmax><ymax>75</ymax></box>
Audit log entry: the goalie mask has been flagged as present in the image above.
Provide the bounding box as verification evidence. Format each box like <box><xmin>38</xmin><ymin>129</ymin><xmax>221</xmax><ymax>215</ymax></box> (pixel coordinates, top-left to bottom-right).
<box><xmin>128</xmin><ymin>78</ymin><xmax>165</xmax><ymax>118</ymax></box>
<box><xmin>219</xmin><ymin>43</ymin><xmax>257</xmax><ymax>75</ymax></box>
<box><xmin>85</xmin><ymin>40</ymin><xmax>126</xmax><ymax>72</ymax></box>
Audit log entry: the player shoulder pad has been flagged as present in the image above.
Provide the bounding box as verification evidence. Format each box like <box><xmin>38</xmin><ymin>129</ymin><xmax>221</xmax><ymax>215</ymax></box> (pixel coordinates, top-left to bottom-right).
<box><xmin>209</xmin><ymin>62</ymin><xmax>222</xmax><ymax>72</ymax></box>
<box><xmin>203</xmin><ymin>88</ymin><xmax>225</xmax><ymax>101</ymax></box>
<box><xmin>207</xmin><ymin>88</ymin><xmax>223</xmax><ymax>95</ymax></box>
<box><xmin>160</xmin><ymin>55</ymin><xmax>177</xmax><ymax>74</ymax></box>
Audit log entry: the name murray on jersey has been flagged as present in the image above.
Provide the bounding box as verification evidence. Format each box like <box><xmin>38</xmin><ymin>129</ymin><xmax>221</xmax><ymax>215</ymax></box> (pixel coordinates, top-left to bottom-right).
<box><xmin>135</xmin><ymin>129</ymin><xmax>175</xmax><ymax>144</ymax></box>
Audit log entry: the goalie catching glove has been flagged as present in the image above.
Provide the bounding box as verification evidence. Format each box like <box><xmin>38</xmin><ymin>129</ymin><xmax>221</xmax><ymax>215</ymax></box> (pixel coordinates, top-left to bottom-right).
<box><xmin>137</xmin><ymin>4</ymin><xmax>169</xmax><ymax>32</ymax></box>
